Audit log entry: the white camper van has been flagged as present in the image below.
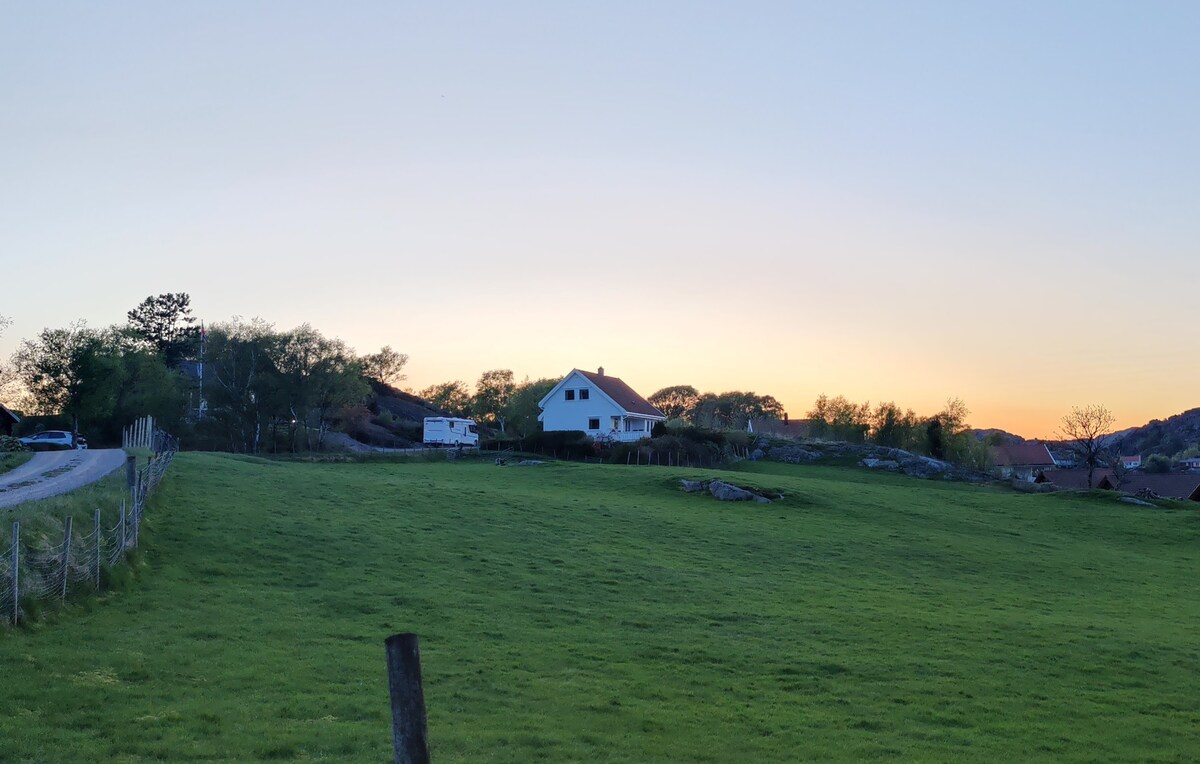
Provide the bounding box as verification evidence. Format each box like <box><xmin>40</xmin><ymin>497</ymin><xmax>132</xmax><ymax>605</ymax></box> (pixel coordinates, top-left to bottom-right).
<box><xmin>422</xmin><ymin>417</ymin><xmax>480</xmax><ymax>448</ymax></box>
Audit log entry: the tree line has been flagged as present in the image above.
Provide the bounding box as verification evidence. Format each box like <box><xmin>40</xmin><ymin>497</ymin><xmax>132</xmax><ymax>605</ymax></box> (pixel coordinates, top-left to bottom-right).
<box><xmin>1</xmin><ymin>294</ymin><xmax>407</xmax><ymax>453</ymax></box>
<box><xmin>804</xmin><ymin>393</ymin><xmax>989</xmax><ymax>467</ymax></box>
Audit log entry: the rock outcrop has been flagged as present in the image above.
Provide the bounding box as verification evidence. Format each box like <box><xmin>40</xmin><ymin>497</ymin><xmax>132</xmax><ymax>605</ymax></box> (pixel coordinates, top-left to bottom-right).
<box><xmin>757</xmin><ymin>438</ymin><xmax>991</xmax><ymax>483</ymax></box>
<box><xmin>680</xmin><ymin>479</ymin><xmax>773</xmax><ymax>503</ymax></box>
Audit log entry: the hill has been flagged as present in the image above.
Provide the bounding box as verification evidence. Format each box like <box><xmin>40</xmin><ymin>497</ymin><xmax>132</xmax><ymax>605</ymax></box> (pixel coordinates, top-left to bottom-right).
<box><xmin>1</xmin><ymin>455</ymin><xmax>1197</xmax><ymax>761</ymax></box>
<box><xmin>1111</xmin><ymin>407</ymin><xmax>1200</xmax><ymax>457</ymax></box>
<box><xmin>336</xmin><ymin>380</ymin><xmax>449</xmax><ymax>448</ymax></box>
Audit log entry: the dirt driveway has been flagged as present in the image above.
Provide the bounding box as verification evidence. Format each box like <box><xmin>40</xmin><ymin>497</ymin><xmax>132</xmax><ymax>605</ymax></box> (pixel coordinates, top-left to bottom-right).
<box><xmin>0</xmin><ymin>449</ymin><xmax>127</xmax><ymax>509</ymax></box>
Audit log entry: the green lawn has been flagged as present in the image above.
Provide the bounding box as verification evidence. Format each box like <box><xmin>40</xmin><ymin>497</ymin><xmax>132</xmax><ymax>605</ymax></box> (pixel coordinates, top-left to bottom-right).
<box><xmin>1</xmin><ymin>454</ymin><xmax>1198</xmax><ymax>762</ymax></box>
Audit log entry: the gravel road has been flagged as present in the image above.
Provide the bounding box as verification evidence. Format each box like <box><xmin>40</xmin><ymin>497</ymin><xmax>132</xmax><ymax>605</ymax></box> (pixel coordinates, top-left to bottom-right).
<box><xmin>0</xmin><ymin>449</ymin><xmax>127</xmax><ymax>509</ymax></box>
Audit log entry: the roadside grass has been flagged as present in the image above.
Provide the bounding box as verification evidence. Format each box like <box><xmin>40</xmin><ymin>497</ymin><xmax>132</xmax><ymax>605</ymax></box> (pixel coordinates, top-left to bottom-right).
<box><xmin>0</xmin><ymin>454</ymin><xmax>1198</xmax><ymax>762</ymax></box>
<box><xmin>1</xmin><ymin>451</ymin><xmax>33</xmax><ymax>476</ymax></box>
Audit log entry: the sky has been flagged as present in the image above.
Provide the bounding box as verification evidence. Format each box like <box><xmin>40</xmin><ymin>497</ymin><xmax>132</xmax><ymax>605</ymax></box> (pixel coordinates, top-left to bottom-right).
<box><xmin>1</xmin><ymin>1</ymin><xmax>1197</xmax><ymax>438</ymax></box>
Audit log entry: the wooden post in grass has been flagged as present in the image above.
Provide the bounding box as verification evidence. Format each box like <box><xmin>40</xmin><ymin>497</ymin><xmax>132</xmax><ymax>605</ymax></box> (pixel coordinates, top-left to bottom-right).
<box><xmin>60</xmin><ymin>516</ymin><xmax>72</xmax><ymax>601</ymax></box>
<box><xmin>126</xmin><ymin>454</ymin><xmax>137</xmax><ymax>487</ymax></box>
<box><xmin>10</xmin><ymin>521</ymin><xmax>19</xmax><ymax>624</ymax></box>
<box><xmin>385</xmin><ymin>633</ymin><xmax>430</xmax><ymax>764</ymax></box>
<box><xmin>93</xmin><ymin>509</ymin><xmax>102</xmax><ymax>590</ymax></box>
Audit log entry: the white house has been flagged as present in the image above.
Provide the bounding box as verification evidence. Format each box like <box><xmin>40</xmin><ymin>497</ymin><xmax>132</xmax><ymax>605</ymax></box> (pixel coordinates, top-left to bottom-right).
<box><xmin>538</xmin><ymin>368</ymin><xmax>666</xmax><ymax>442</ymax></box>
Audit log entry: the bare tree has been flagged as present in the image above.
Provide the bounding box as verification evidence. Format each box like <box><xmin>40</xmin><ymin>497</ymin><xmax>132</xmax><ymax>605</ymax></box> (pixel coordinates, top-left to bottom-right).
<box><xmin>1058</xmin><ymin>404</ymin><xmax>1116</xmax><ymax>489</ymax></box>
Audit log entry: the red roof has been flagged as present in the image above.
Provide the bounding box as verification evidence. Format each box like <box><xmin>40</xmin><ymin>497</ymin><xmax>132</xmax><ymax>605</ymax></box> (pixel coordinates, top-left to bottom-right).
<box><xmin>1097</xmin><ymin>473</ymin><xmax>1200</xmax><ymax>501</ymax></box>
<box><xmin>1035</xmin><ymin>469</ymin><xmax>1114</xmax><ymax>490</ymax></box>
<box><xmin>576</xmin><ymin>370</ymin><xmax>665</xmax><ymax>418</ymax></box>
<box><xmin>1037</xmin><ymin>470</ymin><xmax>1200</xmax><ymax>501</ymax></box>
<box><xmin>992</xmin><ymin>443</ymin><xmax>1056</xmax><ymax>467</ymax></box>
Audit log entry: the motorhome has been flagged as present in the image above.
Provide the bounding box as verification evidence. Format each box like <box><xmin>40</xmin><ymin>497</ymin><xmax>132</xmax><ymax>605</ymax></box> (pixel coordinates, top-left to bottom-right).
<box><xmin>422</xmin><ymin>417</ymin><xmax>479</xmax><ymax>447</ymax></box>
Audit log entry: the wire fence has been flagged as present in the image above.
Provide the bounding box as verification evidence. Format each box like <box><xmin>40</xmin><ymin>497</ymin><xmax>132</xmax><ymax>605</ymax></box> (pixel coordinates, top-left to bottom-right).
<box><xmin>1</xmin><ymin>429</ymin><xmax>178</xmax><ymax>627</ymax></box>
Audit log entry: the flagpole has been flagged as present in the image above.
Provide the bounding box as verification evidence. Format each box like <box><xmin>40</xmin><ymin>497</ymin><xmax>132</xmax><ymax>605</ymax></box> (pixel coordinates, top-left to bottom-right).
<box><xmin>198</xmin><ymin>321</ymin><xmax>206</xmax><ymax>419</ymax></box>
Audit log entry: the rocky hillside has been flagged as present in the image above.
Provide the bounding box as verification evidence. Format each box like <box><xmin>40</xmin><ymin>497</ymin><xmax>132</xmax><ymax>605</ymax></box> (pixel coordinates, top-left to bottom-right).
<box><xmin>334</xmin><ymin>380</ymin><xmax>450</xmax><ymax>448</ymax></box>
<box><xmin>1112</xmin><ymin>408</ymin><xmax>1200</xmax><ymax>457</ymax></box>
<box><xmin>970</xmin><ymin>428</ymin><xmax>1025</xmax><ymax>445</ymax></box>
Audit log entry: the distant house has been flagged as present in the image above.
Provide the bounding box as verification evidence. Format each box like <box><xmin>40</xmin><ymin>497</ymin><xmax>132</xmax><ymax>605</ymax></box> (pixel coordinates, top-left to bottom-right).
<box><xmin>1120</xmin><ymin>455</ymin><xmax>1142</xmax><ymax>470</ymax></box>
<box><xmin>0</xmin><ymin>403</ymin><xmax>20</xmax><ymax>437</ymax></box>
<box><xmin>991</xmin><ymin>442</ymin><xmax>1057</xmax><ymax>481</ymax></box>
<box><xmin>538</xmin><ymin>368</ymin><xmax>666</xmax><ymax>442</ymax></box>
<box><xmin>1180</xmin><ymin>457</ymin><xmax>1200</xmax><ymax>471</ymax></box>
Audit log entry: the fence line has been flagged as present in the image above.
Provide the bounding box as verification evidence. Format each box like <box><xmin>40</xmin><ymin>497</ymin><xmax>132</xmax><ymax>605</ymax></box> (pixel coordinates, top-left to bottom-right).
<box><xmin>1</xmin><ymin>429</ymin><xmax>177</xmax><ymax>627</ymax></box>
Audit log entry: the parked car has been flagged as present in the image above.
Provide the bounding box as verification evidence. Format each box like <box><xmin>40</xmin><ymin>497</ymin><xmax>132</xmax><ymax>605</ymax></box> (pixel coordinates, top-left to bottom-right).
<box><xmin>18</xmin><ymin>430</ymin><xmax>83</xmax><ymax>451</ymax></box>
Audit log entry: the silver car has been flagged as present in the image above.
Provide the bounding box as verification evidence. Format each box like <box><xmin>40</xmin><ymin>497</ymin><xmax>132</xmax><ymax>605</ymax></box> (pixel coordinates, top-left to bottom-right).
<box><xmin>19</xmin><ymin>430</ymin><xmax>83</xmax><ymax>451</ymax></box>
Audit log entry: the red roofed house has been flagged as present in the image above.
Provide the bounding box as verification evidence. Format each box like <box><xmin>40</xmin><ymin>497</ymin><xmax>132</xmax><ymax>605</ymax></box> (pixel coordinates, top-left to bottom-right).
<box><xmin>538</xmin><ymin>368</ymin><xmax>667</xmax><ymax>442</ymax></box>
<box><xmin>991</xmin><ymin>442</ymin><xmax>1057</xmax><ymax>481</ymax></box>
<box><xmin>1120</xmin><ymin>455</ymin><xmax>1142</xmax><ymax>470</ymax></box>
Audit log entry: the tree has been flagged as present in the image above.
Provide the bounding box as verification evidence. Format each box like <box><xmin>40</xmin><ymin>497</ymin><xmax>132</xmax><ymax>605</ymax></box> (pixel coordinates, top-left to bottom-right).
<box><xmin>925</xmin><ymin>418</ymin><xmax>945</xmax><ymax>460</ymax></box>
<box><xmin>473</xmin><ymin>369</ymin><xmax>516</xmax><ymax>432</ymax></box>
<box><xmin>0</xmin><ymin>315</ymin><xmax>10</xmax><ymax>393</ymax></box>
<box><xmin>1058</xmin><ymin>404</ymin><xmax>1117</xmax><ymax>489</ymax></box>
<box><xmin>204</xmin><ymin>318</ymin><xmax>280</xmax><ymax>453</ymax></box>
<box><xmin>808</xmin><ymin>394</ymin><xmax>871</xmax><ymax>442</ymax></box>
<box><xmin>871</xmin><ymin>402</ymin><xmax>920</xmax><ymax>449</ymax></box>
<box><xmin>419</xmin><ymin>381</ymin><xmax>472</xmax><ymax>416</ymax></box>
<box><xmin>648</xmin><ymin>385</ymin><xmax>700</xmax><ymax>420</ymax></box>
<box><xmin>274</xmin><ymin>325</ymin><xmax>368</xmax><ymax>450</ymax></box>
<box><xmin>107</xmin><ymin>330</ymin><xmax>188</xmax><ymax>442</ymax></box>
<box><xmin>361</xmin><ymin>346</ymin><xmax>409</xmax><ymax>387</ymax></box>
<box><xmin>935</xmin><ymin>398</ymin><xmax>970</xmax><ymax>434</ymax></box>
<box><xmin>9</xmin><ymin>321</ymin><xmax>126</xmax><ymax>439</ymax></box>
<box><xmin>690</xmin><ymin>391</ymin><xmax>784</xmax><ymax>430</ymax></box>
<box><xmin>1144</xmin><ymin>454</ymin><xmax>1173</xmax><ymax>474</ymax></box>
<box><xmin>126</xmin><ymin>293</ymin><xmax>200</xmax><ymax>366</ymax></box>
<box><xmin>505</xmin><ymin>377</ymin><xmax>560</xmax><ymax>438</ymax></box>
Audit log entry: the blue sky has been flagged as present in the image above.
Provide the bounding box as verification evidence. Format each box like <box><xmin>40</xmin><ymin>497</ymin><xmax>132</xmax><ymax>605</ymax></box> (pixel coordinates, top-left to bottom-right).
<box><xmin>2</xmin><ymin>2</ymin><xmax>1197</xmax><ymax>435</ymax></box>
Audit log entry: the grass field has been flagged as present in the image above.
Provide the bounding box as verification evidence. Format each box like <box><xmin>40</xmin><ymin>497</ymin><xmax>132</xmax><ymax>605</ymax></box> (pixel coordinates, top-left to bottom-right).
<box><xmin>1</xmin><ymin>453</ymin><xmax>1198</xmax><ymax>762</ymax></box>
<box><xmin>1</xmin><ymin>451</ymin><xmax>33</xmax><ymax>476</ymax></box>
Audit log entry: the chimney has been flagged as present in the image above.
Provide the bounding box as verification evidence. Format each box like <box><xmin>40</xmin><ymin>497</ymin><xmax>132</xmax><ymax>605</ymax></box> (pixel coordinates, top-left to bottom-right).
<box><xmin>597</xmin><ymin>366</ymin><xmax>605</xmax><ymax>376</ymax></box>
<box><xmin>784</xmin><ymin>412</ymin><xmax>789</xmax><ymax>424</ymax></box>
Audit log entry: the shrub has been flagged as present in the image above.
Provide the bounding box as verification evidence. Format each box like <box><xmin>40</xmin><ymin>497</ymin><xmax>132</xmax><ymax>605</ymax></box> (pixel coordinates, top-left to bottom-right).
<box><xmin>1144</xmin><ymin>454</ymin><xmax>1173</xmax><ymax>474</ymax></box>
<box><xmin>519</xmin><ymin>430</ymin><xmax>593</xmax><ymax>459</ymax></box>
<box><xmin>0</xmin><ymin>435</ymin><xmax>28</xmax><ymax>452</ymax></box>
<box><xmin>606</xmin><ymin>434</ymin><xmax>725</xmax><ymax>467</ymax></box>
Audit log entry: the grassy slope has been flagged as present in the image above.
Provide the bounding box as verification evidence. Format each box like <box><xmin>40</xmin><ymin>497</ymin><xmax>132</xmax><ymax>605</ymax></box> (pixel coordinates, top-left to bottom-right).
<box><xmin>1</xmin><ymin>454</ymin><xmax>1198</xmax><ymax>762</ymax></box>
<box><xmin>1</xmin><ymin>451</ymin><xmax>33</xmax><ymax>476</ymax></box>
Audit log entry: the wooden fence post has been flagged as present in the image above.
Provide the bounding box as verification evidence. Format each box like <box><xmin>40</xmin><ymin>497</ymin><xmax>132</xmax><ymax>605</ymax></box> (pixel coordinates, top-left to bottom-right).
<box><xmin>126</xmin><ymin>454</ymin><xmax>137</xmax><ymax>487</ymax></box>
<box><xmin>60</xmin><ymin>516</ymin><xmax>73</xmax><ymax>601</ymax></box>
<box><xmin>385</xmin><ymin>633</ymin><xmax>430</xmax><ymax>764</ymax></box>
<box><xmin>10</xmin><ymin>521</ymin><xmax>18</xmax><ymax>625</ymax></box>
<box><xmin>93</xmin><ymin>509</ymin><xmax>102</xmax><ymax>590</ymax></box>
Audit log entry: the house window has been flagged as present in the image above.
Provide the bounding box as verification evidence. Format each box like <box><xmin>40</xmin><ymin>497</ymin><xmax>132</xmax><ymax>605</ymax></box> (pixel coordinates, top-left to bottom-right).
<box><xmin>612</xmin><ymin>416</ymin><xmax>621</xmax><ymax>431</ymax></box>
<box><xmin>579</xmin><ymin>389</ymin><xmax>589</xmax><ymax>400</ymax></box>
<box><xmin>565</xmin><ymin>389</ymin><xmax>575</xmax><ymax>401</ymax></box>
<box><xmin>588</xmin><ymin>418</ymin><xmax>600</xmax><ymax>430</ymax></box>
